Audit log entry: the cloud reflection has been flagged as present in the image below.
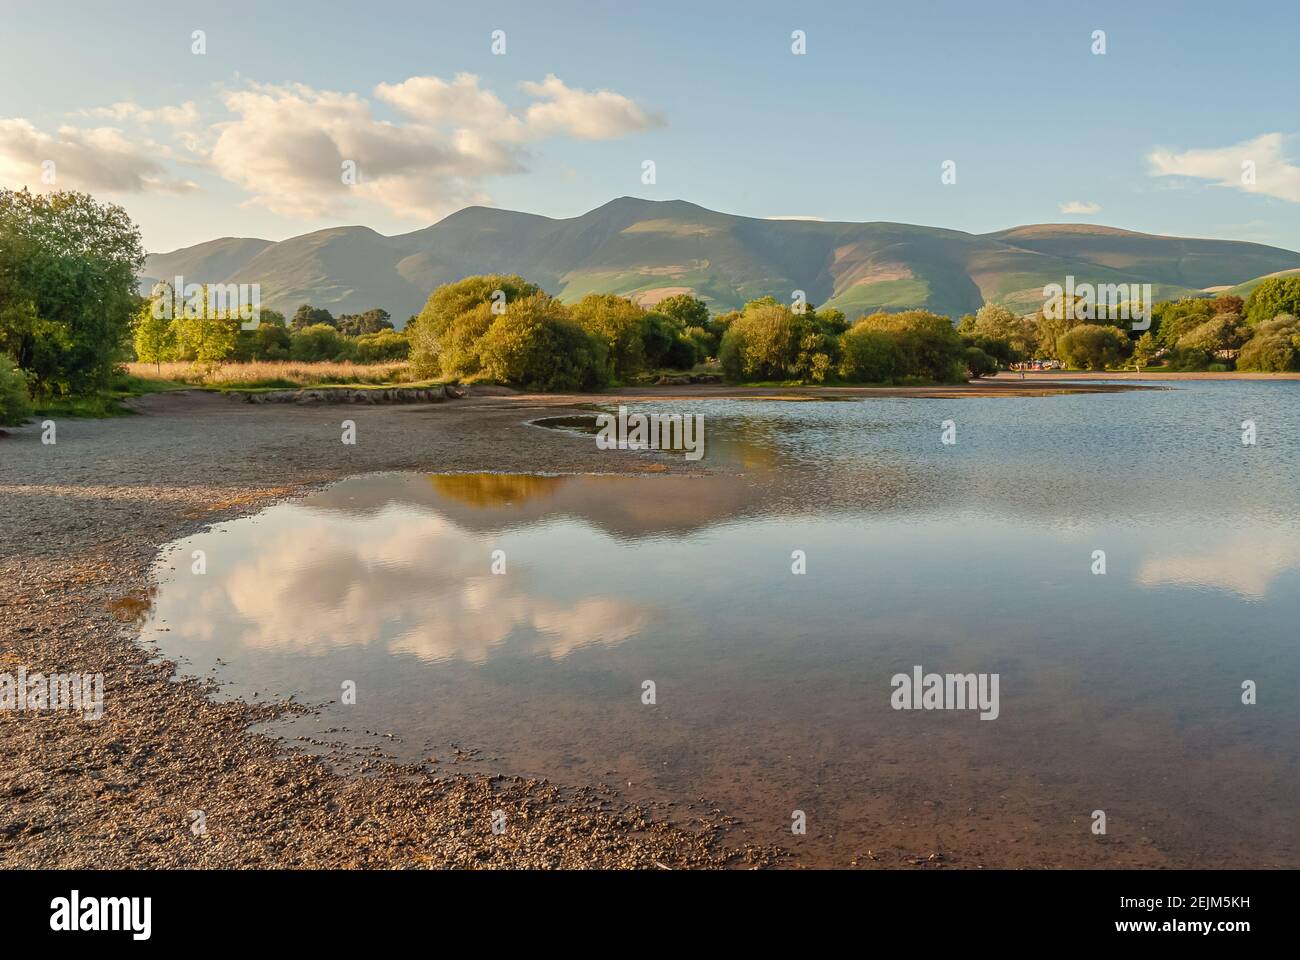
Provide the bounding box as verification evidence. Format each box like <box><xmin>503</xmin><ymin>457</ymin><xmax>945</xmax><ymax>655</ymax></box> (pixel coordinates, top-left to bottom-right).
<box><xmin>153</xmin><ymin>505</ymin><xmax>648</xmax><ymax>664</ymax></box>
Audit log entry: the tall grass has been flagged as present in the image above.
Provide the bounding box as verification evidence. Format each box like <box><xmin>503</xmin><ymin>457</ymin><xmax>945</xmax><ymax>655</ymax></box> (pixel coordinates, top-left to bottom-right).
<box><xmin>125</xmin><ymin>360</ymin><xmax>414</xmax><ymax>389</ymax></box>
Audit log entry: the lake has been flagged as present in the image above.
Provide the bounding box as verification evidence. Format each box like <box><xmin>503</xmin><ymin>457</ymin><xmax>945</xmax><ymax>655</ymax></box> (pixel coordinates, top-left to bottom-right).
<box><xmin>139</xmin><ymin>381</ymin><xmax>1300</xmax><ymax>867</ymax></box>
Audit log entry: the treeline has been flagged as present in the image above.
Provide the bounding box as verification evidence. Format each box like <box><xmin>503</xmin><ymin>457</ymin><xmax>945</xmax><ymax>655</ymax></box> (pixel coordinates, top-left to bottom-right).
<box><xmin>405</xmin><ymin>275</ymin><xmax>994</xmax><ymax>390</ymax></box>
<box><xmin>970</xmin><ymin>278</ymin><xmax>1300</xmax><ymax>373</ymax></box>
<box><xmin>6</xmin><ymin>186</ymin><xmax>1300</xmax><ymax>427</ymax></box>
<box><xmin>406</xmin><ymin>275</ymin><xmax>716</xmax><ymax>390</ymax></box>
<box><xmin>132</xmin><ymin>299</ymin><xmax>411</xmax><ymax>369</ymax></box>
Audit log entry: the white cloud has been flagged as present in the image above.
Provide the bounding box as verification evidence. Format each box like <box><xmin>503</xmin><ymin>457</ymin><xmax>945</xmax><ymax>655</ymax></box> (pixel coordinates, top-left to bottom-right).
<box><xmin>519</xmin><ymin>74</ymin><xmax>663</xmax><ymax>140</ymax></box>
<box><xmin>209</xmin><ymin>74</ymin><xmax>659</xmax><ymax>220</ymax></box>
<box><xmin>1058</xmin><ymin>200</ymin><xmax>1101</xmax><ymax>215</ymax></box>
<box><xmin>0</xmin><ymin>118</ymin><xmax>196</xmax><ymax>193</ymax></box>
<box><xmin>86</xmin><ymin>100</ymin><xmax>200</xmax><ymax>129</ymax></box>
<box><xmin>1148</xmin><ymin>133</ymin><xmax>1300</xmax><ymax>203</ymax></box>
<box><xmin>207</xmin><ymin>81</ymin><xmax>515</xmax><ymax>220</ymax></box>
<box><xmin>3</xmin><ymin>73</ymin><xmax>659</xmax><ymax>222</ymax></box>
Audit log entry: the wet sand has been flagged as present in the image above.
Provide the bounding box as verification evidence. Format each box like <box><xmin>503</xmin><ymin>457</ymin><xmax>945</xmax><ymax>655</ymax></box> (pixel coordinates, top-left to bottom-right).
<box><xmin>0</xmin><ymin>381</ymin><xmax>1149</xmax><ymax>869</ymax></box>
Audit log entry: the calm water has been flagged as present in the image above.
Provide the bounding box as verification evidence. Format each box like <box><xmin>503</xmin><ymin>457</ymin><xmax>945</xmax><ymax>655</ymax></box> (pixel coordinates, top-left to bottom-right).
<box><xmin>140</xmin><ymin>382</ymin><xmax>1300</xmax><ymax>867</ymax></box>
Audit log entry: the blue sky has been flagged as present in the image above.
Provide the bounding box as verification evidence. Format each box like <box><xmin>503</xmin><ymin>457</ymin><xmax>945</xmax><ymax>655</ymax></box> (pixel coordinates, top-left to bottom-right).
<box><xmin>2</xmin><ymin>0</ymin><xmax>1298</xmax><ymax>253</ymax></box>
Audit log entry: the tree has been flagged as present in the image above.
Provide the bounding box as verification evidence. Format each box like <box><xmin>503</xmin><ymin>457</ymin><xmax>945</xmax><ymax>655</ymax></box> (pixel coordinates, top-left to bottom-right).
<box><xmin>234</xmin><ymin>309</ymin><xmax>290</xmax><ymax>361</ymax></box>
<box><xmin>170</xmin><ymin>285</ymin><xmax>239</xmax><ymax>369</ymax></box>
<box><xmin>964</xmin><ymin>346</ymin><xmax>998</xmax><ymax>378</ymax></box>
<box><xmin>291</xmin><ymin>304</ymin><xmax>337</xmax><ymax>330</ymax></box>
<box><xmin>1133</xmin><ymin>331</ymin><xmax>1160</xmax><ymax>366</ymax></box>
<box><xmin>1245</xmin><ymin>276</ymin><xmax>1300</xmax><ymax>326</ymax></box>
<box><xmin>1237</xmin><ymin>315</ymin><xmax>1300</xmax><ymax>372</ymax></box>
<box><xmin>970</xmin><ymin>302</ymin><xmax>1036</xmax><ymax>358</ymax></box>
<box><xmin>655</xmin><ymin>293</ymin><xmax>710</xmax><ymax>330</ymax></box>
<box><xmin>0</xmin><ymin>353</ymin><xmax>32</xmax><ymax>426</ymax></box>
<box><xmin>850</xmin><ymin>310</ymin><xmax>966</xmax><ymax>382</ymax></box>
<box><xmin>290</xmin><ymin>323</ymin><xmax>349</xmax><ymax>362</ymax></box>
<box><xmin>0</xmin><ymin>188</ymin><xmax>144</xmax><ymax>396</ymax></box>
<box><xmin>133</xmin><ymin>298</ymin><xmax>175</xmax><ymax>371</ymax></box>
<box><xmin>353</xmin><ymin>329</ymin><xmax>409</xmax><ymax>362</ymax></box>
<box><xmin>718</xmin><ymin>300</ymin><xmax>802</xmax><ymax>381</ymax></box>
<box><xmin>408</xmin><ymin>274</ymin><xmax>541</xmax><ymax>378</ymax></box>
<box><xmin>1057</xmin><ymin>323</ymin><xmax>1130</xmax><ymax>370</ymax></box>
<box><xmin>838</xmin><ymin>324</ymin><xmax>900</xmax><ymax>382</ymax></box>
<box><xmin>337</xmin><ymin>308</ymin><xmax>393</xmax><ymax>336</ymax></box>
<box><xmin>477</xmin><ymin>294</ymin><xmax>607</xmax><ymax>391</ymax></box>
<box><xmin>568</xmin><ymin>293</ymin><xmax>648</xmax><ymax>379</ymax></box>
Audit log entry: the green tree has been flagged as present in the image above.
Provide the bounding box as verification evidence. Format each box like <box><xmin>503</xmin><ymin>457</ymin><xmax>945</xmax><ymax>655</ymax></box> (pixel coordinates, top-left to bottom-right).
<box><xmin>0</xmin><ymin>353</ymin><xmax>32</xmax><ymax>426</ymax></box>
<box><xmin>337</xmin><ymin>308</ymin><xmax>393</xmax><ymax>336</ymax></box>
<box><xmin>1057</xmin><ymin>323</ymin><xmax>1131</xmax><ymax>370</ymax></box>
<box><xmin>1245</xmin><ymin>277</ymin><xmax>1300</xmax><ymax>326</ymax></box>
<box><xmin>170</xmin><ymin>285</ymin><xmax>239</xmax><ymax>369</ymax></box>
<box><xmin>970</xmin><ymin>302</ymin><xmax>1036</xmax><ymax>358</ymax></box>
<box><xmin>838</xmin><ymin>324</ymin><xmax>900</xmax><ymax>382</ymax></box>
<box><xmin>133</xmin><ymin>297</ymin><xmax>176</xmax><ymax>371</ymax></box>
<box><xmin>353</xmin><ymin>329</ymin><xmax>410</xmax><ymax>362</ymax></box>
<box><xmin>0</xmin><ymin>189</ymin><xmax>145</xmax><ymax>397</ymax></box>
<box><xmin>1237</xmin><ymin>315</ymin><xmax>1300</xmax><ymax>372</ymax></box>
<box><xmin>408</xmin><ymin>274</ymin><xmax>541</xmax><ymax>378</ymax></box>
<box><xmin>477</xmin><ymin>294</ymin><xmax>607</xmax><ymax>391</ymax></box>
<box><xmin>290</xmin><ymin>323</ymin><xmax>349</xmax><ymax>362</ymax></box>
<box><xmin>718</xmin><ymin>300</ymin><xmax>803</xmax><ymax>381</ymax></box>
<box><xmin>568</xmin><ymin>293</ymin><xmax>648</xmax><ymax>379</ymax></box>
<box><xmin>851</xmin><ymin>310</ymin><xmax>966</xmax><ymax>382</ymax></box>
<box><xmin>239</xmin><ymin>309</ymin><xmax>291</xmax><ymax>360</ymax></box>
<box><xmin>655</xmin><ymin>293</ymin><xmax>711</xmax><ymax>330</ymax></box>
<box><xmin>291</xmin><ymin>304</ymin><xmax>337</xmax><ymax>330</ymax></box>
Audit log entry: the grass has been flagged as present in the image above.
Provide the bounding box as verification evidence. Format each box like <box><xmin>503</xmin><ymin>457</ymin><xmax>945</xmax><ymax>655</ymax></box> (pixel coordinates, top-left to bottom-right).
<box><xmin>30</xmin><ymin>361</ymin><xmax>424</xmax><ymax>419</ymax></box>
<box><xmin>125</xmin><ymin>360</ymin><xmax>414</xmax><ymax>390</ymax></box>
<box><xmin>33</xmin><ymin>372</ymin><xmax>188</xmax><ymax>418</ymax></box>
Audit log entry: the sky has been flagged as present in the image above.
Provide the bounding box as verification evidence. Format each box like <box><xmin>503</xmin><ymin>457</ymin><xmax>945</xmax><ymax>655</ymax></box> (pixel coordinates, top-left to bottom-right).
<box><xmin>2</xmin><ymin>0</ymin><xmax>1298</xmax><ymax>254</ymax></box>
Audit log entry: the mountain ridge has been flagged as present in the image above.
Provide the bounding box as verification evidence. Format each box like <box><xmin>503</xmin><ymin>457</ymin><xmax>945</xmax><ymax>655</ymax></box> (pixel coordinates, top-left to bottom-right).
<box><xmin>142</xmin><ymin>198</ymin><xmax>1300</xmax><ymax>325</ymax></box>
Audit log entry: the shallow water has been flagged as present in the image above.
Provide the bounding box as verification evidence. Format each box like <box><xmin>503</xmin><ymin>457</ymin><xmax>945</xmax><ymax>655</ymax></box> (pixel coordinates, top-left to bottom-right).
<box><xmin>141</xmin><ymin>382</ymin><xmax>1300</xmax><ymax>866</ymax></box>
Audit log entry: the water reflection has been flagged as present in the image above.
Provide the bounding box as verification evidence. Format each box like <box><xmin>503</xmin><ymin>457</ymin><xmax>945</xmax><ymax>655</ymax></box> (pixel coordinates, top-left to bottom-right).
<box><xmin>141</xmin><ymin>383</ymin><xmax>1300</xmax><ymax>867</ymax></box>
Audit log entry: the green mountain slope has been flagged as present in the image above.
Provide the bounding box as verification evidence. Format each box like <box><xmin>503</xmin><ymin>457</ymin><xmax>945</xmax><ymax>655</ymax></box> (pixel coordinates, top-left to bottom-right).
<box><xmin>142</xmin><ymin>199</ymin><xmax>1300</xmax><ymax>326</ymax></box>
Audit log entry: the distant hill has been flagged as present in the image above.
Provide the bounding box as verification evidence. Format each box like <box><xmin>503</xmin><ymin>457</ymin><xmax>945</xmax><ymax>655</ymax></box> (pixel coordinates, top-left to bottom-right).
<box><xmin>1222</xmin><ymin>267</ymin><xmax>1300</xmax><ymax>299</ymax></box>
<box><xmin>142</xmin><ymin>198</ymin><xmax>1300</xmax><ymax>326</ymax></box>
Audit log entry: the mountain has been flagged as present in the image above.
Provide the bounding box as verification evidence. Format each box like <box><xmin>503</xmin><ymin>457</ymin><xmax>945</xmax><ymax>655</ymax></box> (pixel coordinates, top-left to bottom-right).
<box><xmin>142</xmin><ymin>199</ymin><xmax>1300</xmax><ymax>326</ymax></box>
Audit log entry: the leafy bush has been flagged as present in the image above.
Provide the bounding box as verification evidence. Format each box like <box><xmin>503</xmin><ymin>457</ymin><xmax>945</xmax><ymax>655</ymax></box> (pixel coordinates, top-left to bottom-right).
<box><xmin>1057</xmin><ymin>323</ymin><xmax>1131</xmax><ymax>370</ymax></box>
<box><xmin>838</xmin><ymin>325</ymin><xmax>900</xmax><ymax>382</ymax></box>
<box><xmin>849</xmin><ymin>310</ymin><xmax>966</xmax><ymax>382</ymax></box>
<box><xmin>1237</xmin><ymin>315</ymin><xmax>1300</xmax><ymax>372</ymax></box>
<box><xmin>0</xmin><ymin>354</ymin><xmax>33</xmax><ymax>425</ymax></box>
<box><xmin>353</xmin><ymin>329</ymin><xmax>409</xmax><ymax>363</ymax></box>
<box><xmin>408</xmin><ymin>275</ymin><xmax>541</xmax><ymax>377</ymax></box>
<box><xmin>290</xmin><ymin>323</ymin><xmax>350</xmax><ymax>362</ymax></box>
<box><xmin>964</xmin><ymin>346</ymin><xmax>999</xmax><ymax>378</ymax></box>
<box><xmin>568</xmin><ymin>293</ymin><xmax>648</xmax><ymax>378</ymax></box>
<box><xmin>477</xmin><ymin>294</ymin><xmax>608</xmax><ymax>391</ymax></box>
<box><xmin>1245</xmin><ymin>277</ymin><xmax>1300</xmax><ymax>326</ymax></box>
<box><xmin>719</xmin><ymin>299</ymin><xmax>803</xmax><ymax>381</ymax></box>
